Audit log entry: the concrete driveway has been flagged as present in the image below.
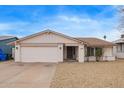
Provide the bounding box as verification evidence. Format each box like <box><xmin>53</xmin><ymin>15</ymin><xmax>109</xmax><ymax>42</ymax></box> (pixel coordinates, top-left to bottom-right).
<box><xmin>0</xmin><ymin>61</ymin><xmax>56</xmax><ymax>88</ymax></box>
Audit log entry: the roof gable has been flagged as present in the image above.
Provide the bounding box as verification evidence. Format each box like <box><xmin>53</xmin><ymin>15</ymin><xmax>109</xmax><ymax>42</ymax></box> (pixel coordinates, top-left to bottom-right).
<box><xmin>18</xmin><ymin>29</ymin><xmax>85</xmax><ymax>44</ymax></box>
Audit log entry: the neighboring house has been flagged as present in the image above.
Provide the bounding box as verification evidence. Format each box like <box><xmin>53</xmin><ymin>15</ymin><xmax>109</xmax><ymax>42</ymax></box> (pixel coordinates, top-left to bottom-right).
<box><xmin>0</xmin><ymin>36</ymin><xmax>18</xmax><ymax>59</ymax></box>
<box><xmin>13</xmin><ymin>29</ymin><xmax>116</xmax><ymax>63</ymax></box>
<box><xmin>113</xmin><ymin>34</ymin><xmax>124</xmax><ymax>58</ymax></box>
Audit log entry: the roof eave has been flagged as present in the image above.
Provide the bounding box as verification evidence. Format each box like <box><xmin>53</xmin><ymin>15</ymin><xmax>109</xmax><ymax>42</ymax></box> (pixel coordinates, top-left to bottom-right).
<box><xmin>86</xmin><ymin>44</ymin><xmax>116</xmax><ymax>47</ymax></box>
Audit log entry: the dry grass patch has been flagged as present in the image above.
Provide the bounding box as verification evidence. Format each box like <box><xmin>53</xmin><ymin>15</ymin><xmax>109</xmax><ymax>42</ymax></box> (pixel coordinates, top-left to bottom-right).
<box><xmin>51</xmin><ymin>60</ymin><xmax>124</xmax><ymax>88</ymax></box>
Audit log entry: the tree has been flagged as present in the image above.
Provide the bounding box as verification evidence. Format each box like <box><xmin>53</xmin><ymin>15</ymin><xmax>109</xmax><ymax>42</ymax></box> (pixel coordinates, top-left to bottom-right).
<box><xmin>103</xmin><ymin>35</ymin><xmax>107</xmax><ymax>40</ymax></box>
<box><xmin>118</xmin><ymin>6</ymin><xmax>124</xmax><ymax>34</ymax></box>
<box><xmin>95</xmin><ymin>48</ymin><xmax>102</xmax><ymax>62</ymax></box>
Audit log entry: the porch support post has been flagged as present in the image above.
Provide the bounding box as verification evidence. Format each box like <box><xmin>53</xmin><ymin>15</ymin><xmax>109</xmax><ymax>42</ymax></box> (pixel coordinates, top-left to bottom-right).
<box><xmin>113</xmin><ymin>46</ymin><xmax>116</xmax><ymax>56</ymax></box>
<box><xmin>15</xmin><ymin>44</ymin><xmax>21</xmax><ymax>62</ymax></box>
<box><xmin>94</xmin><ymin>48</ymin><xmax>95</xmax><ymax>56</ymax></box>
<box><xmin>78</xmin><ymin>44</ymin><xmax>85</xmax><ymax>63</ymax></box>
<box><xmin>58</xmin><ymin>43</ymin><xmax>63</xmax><ymax>62</ymax></box>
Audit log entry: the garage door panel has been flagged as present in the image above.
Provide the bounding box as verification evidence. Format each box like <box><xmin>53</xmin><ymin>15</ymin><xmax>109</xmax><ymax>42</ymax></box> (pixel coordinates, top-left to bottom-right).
<box><xmin>21</xmin><ymin>47</ymin><xmax>59</xmax><ymax>62</ymax></box>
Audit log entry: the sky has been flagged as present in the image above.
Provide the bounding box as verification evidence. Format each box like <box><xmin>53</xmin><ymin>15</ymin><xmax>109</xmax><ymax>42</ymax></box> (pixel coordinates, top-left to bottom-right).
<box><xmin>0</xmin><ymin>5</ymin><xmax>121</xmax><ymax>41</ymax></box>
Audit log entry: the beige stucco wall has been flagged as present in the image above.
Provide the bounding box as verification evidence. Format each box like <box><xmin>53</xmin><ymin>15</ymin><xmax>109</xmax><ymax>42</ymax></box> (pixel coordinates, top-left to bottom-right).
<box><xmin>113</xmin><ymin>46</ymin><xmax>117</xmax><ymax>56</ymax></box>
<box><xmin>15</xmin><ymin>44</ymin><xmax>21</xmax><ymax>62</ymax></box>
<box><xmin>103</xmin><ymin>47</ymin><xmax>113</xmax><ymax>56</ymax></box>
<box><xmin>21</xmin><ymin>33</ymin><xmax>78</xmax><ymax>44</ymax></box>
<box><xmin>15</xmin><ymin>32</ymin><xmax>85</xmax><ymax>62</ymax></box>
<box><xmin>78</xmin><ymin>45</ymin><xmax>84</xmax><ymax>62</ymax></box>
<box><xmin>103</xmin><ymin>47</ymin><xmax>115</xmax><ymax>61</ymax></box>
<box><xmin>58</xmin><ymin>43</ymin><xmax>63</xmax><ymax>62</ymax></box>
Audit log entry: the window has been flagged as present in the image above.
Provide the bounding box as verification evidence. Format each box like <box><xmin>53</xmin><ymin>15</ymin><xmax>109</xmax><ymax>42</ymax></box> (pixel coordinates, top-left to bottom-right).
<box><xmin>120</xmin><ymin>43</ymin><xmax>122</xmax><ymax>52</ymax></box>
<box><xmin>117</xmin><ymin>43</ymin><xmax>123</xmax><ymax>52</ymax></box>
<box><xmin>86</xmin><ymin>47</ymin><xmax>102</xmax><ymax>56</ymax></box>
<box><xmin>90</xmin><ymin>48</ymin><xmax>94</xmax><ymax>56</ymax></box>
<box><xmin>86</xmin><ymin>47</ymin><xmax>94</xmax><ymax>56</ymax></box>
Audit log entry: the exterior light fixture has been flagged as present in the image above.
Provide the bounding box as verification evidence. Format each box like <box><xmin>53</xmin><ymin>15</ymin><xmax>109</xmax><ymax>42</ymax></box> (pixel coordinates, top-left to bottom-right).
<box><xmin>59</xmin><ymin>47</ymin><xmax>62</xmax><ymax>50</ymax></box>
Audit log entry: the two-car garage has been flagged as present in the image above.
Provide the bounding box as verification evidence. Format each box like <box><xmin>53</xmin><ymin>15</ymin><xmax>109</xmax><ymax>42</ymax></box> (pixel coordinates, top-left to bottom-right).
<box><xmin>21</xmin><ymin>46</ymin><xmax>59</xmax><ymax>62</ymax></box>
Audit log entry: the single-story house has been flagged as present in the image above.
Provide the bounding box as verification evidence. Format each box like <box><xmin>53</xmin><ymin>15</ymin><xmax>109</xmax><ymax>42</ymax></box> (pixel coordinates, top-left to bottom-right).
<box><xmin>113</xmin><ymin>34</ymin><xmax>124</xmax><ymax>58</ymax></box>
<box><xmin>0</xmin><ymin>36</ymin><xmax>18</xmax><ymax>59</ymax></box>
<box><xmin>12</xmin><ymin>29</ymin><xmax>116</xmax><ymax>63</ymax></box>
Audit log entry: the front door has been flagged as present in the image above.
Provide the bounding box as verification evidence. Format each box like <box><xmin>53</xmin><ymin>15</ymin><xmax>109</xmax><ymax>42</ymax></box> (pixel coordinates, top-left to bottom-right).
<box><xmin>67</xmin><ymin>46</ymin><xmax>76</xmax><ymax>60</ymax></box>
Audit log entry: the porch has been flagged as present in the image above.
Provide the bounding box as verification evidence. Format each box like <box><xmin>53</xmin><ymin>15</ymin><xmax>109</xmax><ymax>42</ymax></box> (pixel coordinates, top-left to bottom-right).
<box><xmin>62</xmin><ymin>43</ymin><xmax>84</xmax><ymax>62</ymax></box>
<box><xmin>84</xmin><ymin>47</ymin><xmax>115</xmax><ymax>62</ymax></box>
<box><xmin>63</xmin><ymin>46</ymin><xmax>78</xmax><ymax>62</ymax></box>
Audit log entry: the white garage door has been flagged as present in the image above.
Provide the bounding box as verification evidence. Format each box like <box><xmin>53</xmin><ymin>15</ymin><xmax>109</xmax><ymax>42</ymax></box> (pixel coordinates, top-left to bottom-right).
<box><xmin>21</xmin><ymin>46</ymin><xmax>59</xmax><ymax>62</ymax></box>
